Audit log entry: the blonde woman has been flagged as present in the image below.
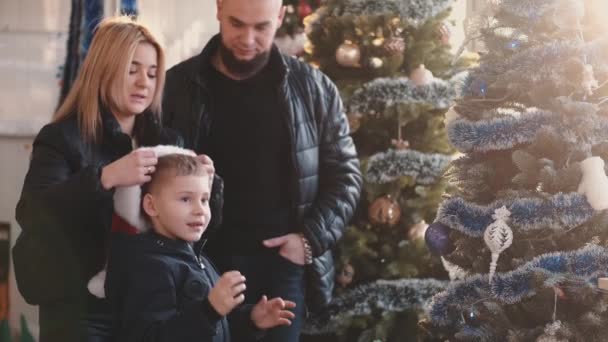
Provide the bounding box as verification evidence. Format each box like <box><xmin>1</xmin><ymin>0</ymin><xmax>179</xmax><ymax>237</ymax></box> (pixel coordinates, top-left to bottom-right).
<box><xmin>13</xmin><ymin>17</ymin><xmax>181</xmax><ymax>342</ymax></box>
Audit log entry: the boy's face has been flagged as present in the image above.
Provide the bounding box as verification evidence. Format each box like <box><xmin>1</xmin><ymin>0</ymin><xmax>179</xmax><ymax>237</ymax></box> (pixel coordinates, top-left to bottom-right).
<box><xmin>143</xmin><ymin>173</ymin><xmax>211</xmax><ymax>242</ymax></box>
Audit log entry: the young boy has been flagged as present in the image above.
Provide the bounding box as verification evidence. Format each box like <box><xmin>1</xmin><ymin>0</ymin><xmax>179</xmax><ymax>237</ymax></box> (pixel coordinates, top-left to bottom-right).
<box><xmin>105</xmin><ymin>152</ymin><xmax>296</xmax><ymax>341</ymax></box>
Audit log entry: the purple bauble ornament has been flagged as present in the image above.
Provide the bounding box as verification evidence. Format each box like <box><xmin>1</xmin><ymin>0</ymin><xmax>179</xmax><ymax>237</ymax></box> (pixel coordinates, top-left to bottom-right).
<box><xmin>425</xmin><ymin>222</ymin><xmax>455</xmax><ymax>256</ymax></box>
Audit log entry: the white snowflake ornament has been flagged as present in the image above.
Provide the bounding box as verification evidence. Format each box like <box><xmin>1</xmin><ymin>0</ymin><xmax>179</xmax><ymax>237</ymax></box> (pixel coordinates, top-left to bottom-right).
<box><xmin>484</xmin><ymin>206</ymin><xmax>513</xmax><ymax>283</ymax></box>
<box><xmin>581</xmin><ymin>64</ymin><xmax>599</xmax><ymax>96</ymax></box>
<box><xmin>578</xmin><ymin>156</ymin><xmax>608</xmax><ymax>211</ymax></box>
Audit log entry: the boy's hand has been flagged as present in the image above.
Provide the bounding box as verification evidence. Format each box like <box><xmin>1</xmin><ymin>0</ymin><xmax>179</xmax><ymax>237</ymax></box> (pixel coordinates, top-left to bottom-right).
<box><xmin>251</xmin><ymin>295</ymin><xmax>296</xmax><ymax>329</ymax></box>
<box><xmin>208</xmin><ymin>271</ymin><xmax>246</xmax><ymax>316</ymax></box>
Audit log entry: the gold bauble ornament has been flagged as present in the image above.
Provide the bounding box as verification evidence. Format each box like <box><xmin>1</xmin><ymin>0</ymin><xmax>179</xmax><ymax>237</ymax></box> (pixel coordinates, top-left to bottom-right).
<box><xmin>335</xmin><ymin>41</ymin><xmax>361</xmax><ymax>67</ymax></box>
<box><xmin>410</xmin><ymin>64</ymin><xmax>434</xmax><ymax>86</ymax></box>
<box><xmin>372</xmin><ymin>37</ymin><xmax>385</xmax><ymax>47</ymax></box>
<box><xmin>407</xmin><ymin>220</ymin><xmax>429</xmax><ymax>240</ymax></box>
<box><xmin>368</xmin><ymin>195</ymin><xmax>401</xmax><ymax>226</ymax></box>
<box><xmin>369</xmin><ymin>57</ymin><xmax>384</xmax><ymax>69</ymax></box>
<box><xmin>336</xmin><ymin>263</ymin><xmax>355</xmax><ymax>287</ymax></box>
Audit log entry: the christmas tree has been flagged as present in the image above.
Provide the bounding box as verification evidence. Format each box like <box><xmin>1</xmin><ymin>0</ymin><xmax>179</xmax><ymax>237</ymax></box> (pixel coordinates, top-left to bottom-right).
<box><xmin>279</xmin><ymin>0</ymin><xmax>322</xmax><ymax>37</ymax></box>
<box><xmin>275</xmin><ymin>0</ymin><xmax>322</xmax><ymax>55</ymax></box>
<box><xmin>422</xmin><ymin>0</ymin><xmax>608</xmax><ymax>340</ymax></box>
<box><xmin>300</xmin><ymin>0</ymin><xmax>474</xmax><ymax>340</ymax></box>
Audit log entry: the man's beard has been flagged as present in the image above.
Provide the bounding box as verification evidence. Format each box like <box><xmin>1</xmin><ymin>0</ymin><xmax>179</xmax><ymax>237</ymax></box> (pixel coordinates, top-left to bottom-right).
<box><xmin>219</xmin><ymin>41</ymin><xmax>270</xmax><ymax>78</ymax></box>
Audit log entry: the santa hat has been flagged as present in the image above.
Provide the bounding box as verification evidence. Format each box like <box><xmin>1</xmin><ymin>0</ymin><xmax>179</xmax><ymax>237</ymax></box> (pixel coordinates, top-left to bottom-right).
<box><xmin>87</xmin><ymin>145</ymin><xmax>197</xmax><ymax>298</ymax></box>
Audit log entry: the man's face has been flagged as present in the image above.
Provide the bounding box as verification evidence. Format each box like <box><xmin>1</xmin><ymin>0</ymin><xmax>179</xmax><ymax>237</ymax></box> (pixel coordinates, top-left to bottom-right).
<box><xmin>216</xmin><ymin>0</ymin><xmax>285</xmax><ymax>75</ymax></box>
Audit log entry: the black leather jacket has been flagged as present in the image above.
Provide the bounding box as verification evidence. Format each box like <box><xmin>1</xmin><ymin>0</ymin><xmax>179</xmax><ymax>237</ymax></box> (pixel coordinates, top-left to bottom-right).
<box><xmin>162</xmin><ymin>35</ymin><xmax>362</xmax><ymax>310</ymax></box>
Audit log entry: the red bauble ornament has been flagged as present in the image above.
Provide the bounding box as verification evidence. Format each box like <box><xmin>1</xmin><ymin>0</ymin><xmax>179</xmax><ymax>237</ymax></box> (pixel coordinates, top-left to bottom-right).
<box><xmin>298</xmin><ymin>0</ymin><xmax>313</xmax><ymax>20</ymax></box>
<box><xmin>336</xmin><ymin>263</ymin><xmax>355</xmax><ymax>287</ymax></box>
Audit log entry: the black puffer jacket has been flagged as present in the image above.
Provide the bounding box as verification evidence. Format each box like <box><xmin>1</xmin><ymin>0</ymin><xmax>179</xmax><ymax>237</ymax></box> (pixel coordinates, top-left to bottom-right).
<box><xmin>162</xmin><ymin>35</ymin><xmax>363</xmax><ymax>310</ymax></box>
<box><xmin>106</xmin><ymin>232</ymin><xmax>258</xmax><ymax>342</ymax></box>
<box><xmin>12</xmin><ymin>111</ymin><xmax>181</xmax><ymax>341</ymax></box>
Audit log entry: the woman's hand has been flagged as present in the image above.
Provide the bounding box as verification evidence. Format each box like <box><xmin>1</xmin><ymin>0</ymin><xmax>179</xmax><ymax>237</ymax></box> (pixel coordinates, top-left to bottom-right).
<box><xmin>100</xmin><ymin>149</ymin><xmax>157</xmax><ymax>190</ymax></box>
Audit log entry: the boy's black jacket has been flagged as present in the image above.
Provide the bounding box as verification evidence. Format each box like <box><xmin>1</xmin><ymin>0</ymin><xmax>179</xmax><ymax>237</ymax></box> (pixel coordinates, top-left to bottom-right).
<box><xmin>106</xmin><ymin>232</ymin><xmax>259</xmax><ymax>342</ymax></box>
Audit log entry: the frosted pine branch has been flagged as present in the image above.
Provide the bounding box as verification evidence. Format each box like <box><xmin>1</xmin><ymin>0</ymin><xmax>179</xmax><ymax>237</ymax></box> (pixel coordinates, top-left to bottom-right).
<box><xmin>366</xmin><ymin>149</ymin><xmax>452</xmax><ymax>185</ymax></box>
<box><xmin>348</xmin><ymin>74</ymin><xmax>466</xmax><ymax>116</ymax></box>
<box><xmin>303</xmin><ymin>278</ymin><xmax>447</xmax><ymax>334</ymax></box>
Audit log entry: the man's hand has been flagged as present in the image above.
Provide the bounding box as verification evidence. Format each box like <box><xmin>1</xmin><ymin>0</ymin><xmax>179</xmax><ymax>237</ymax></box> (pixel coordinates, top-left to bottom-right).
<box><xmin>251</xmin><ymin>295</ymin><xmax>296</xmax><ymax>329</ymax></box>
<box><xmin>208</xmin><ymin>271</ymin><xmax>246</xmax><ymax>316</ymax></box>
<box><xmin>263</xmin><ymin>233</ymin><xmax>306</xmax><ymax>265</ymax></box>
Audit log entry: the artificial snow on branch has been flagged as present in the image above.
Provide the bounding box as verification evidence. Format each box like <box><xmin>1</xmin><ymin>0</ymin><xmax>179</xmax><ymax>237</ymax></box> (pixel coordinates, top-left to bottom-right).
<box><xmin>334</xmin><ymin>0</ymin><xmax>453</xmax><ymax>24</ymax></box>
<box><xmin>435</xmin><ymin>193</ymin><xmax>595</xmax><ymax>237</ymax></box>
<box><xmin>348</xmin><ymin>73</ymin><xmax>467</xmax><ymax>116</ymax></box>
<box><xmin>365</xmin><ymin>149</ymin><xmax>452</xmax><ymax>185</ymax></box>
<box><xmin>303</xmin><ymin>278</ymin><xmax>447</xmax><ymax>335</ymax></box>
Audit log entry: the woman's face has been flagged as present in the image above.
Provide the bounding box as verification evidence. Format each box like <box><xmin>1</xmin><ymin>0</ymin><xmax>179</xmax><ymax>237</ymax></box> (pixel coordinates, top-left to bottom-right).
<box><xmin>116</xmin><ymin>42</ymin><xmax>158</xmax><ymax>118</ymax></box>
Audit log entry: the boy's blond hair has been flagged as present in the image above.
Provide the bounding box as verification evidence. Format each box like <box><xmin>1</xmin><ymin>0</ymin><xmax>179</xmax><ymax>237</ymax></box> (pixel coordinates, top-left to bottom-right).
<box><xmin>141</xmin><ymin>154</ymin><xmax>210</xmax><ymax>214</ymax></box>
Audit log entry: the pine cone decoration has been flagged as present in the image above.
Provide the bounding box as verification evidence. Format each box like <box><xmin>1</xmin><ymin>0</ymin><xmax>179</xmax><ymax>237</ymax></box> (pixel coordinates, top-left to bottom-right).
<box><xmin>384</xmin><ymin>37</ymin><xmax>405</xmax><ymax>56</ymax></box>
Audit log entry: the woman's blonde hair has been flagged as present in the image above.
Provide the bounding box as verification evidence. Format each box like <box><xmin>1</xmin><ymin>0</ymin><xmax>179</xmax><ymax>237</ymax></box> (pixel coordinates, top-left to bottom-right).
<box><xmin>53</xmin><ymin>16</ymin><xmax>166</xmax><ymax>143</ymax></box>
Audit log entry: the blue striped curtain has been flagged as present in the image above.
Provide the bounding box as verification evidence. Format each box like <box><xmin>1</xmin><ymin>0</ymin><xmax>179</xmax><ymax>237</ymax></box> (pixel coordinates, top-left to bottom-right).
<box><xmin>58</xmin><ymin>0</ymin><xmax>138</xmax><ymax>107</ymax></box>
<box><xmin>121</xmin><ymin>0</ymin><xmax>138</xmax><ymax>17</ymax></box>
<box><xmin>58</xmin><ymin>0</ymin><xmax>103</xmax><ymax>107</ymax></box>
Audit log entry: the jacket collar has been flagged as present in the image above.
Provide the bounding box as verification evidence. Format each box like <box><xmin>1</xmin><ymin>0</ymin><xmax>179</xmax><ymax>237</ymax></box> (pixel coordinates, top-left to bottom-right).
<box><xmin>145</xmin><ymin>231</ymin><xmax>197</xmax><ymax>256</ymax></box>
<box><xmin>100</xmin><ymin>106</ymin><xmax>163</xmax><ymax>147</ymax></box>
<box><xmin>191</xmin><ymin>34</ymin><xmax>289</xmax><ymax>88</ymax></box>
<box><xmin>100</xmin><ymin>106</ymin><xmax>123</xmax><ymax>139</ymax></box>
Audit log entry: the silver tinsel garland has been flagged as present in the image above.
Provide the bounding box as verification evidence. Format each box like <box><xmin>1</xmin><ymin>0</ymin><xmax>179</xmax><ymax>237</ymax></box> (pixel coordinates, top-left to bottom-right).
<box><xmin>303</xmin><ymin>278</ymin><xmax>447</xmax><ymax>335</ymax></box>
<box><xmin>448</xmin><ymin>107</ymin><xmax>608</xmax><ymax>153</ymax></box>
<box><xmin>365</xmin><ymin>149</ymin><xmax>452</xmax><ymax>185</ymax></box>
<box><xmin>429</xmin><ymin>244</ymin><xmax>608</xmax><ymax>327</ymax></box>
<box><xmin>436</xmin><ymin>193</ymin><xmax>595</xmax><ymax>237</ymax></box>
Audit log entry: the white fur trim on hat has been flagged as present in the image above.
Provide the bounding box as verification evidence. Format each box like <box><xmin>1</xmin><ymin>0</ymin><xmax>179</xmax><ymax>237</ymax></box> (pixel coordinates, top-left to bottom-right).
<box><xmin>88</xmin><ymin>145</ymin><xmax>197</xmax><ymax>298</ymax></box>
<box><xmin>113</xmin><ymin>145</ymin><xmax>197</xmax><ymax>232</ymax></box>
